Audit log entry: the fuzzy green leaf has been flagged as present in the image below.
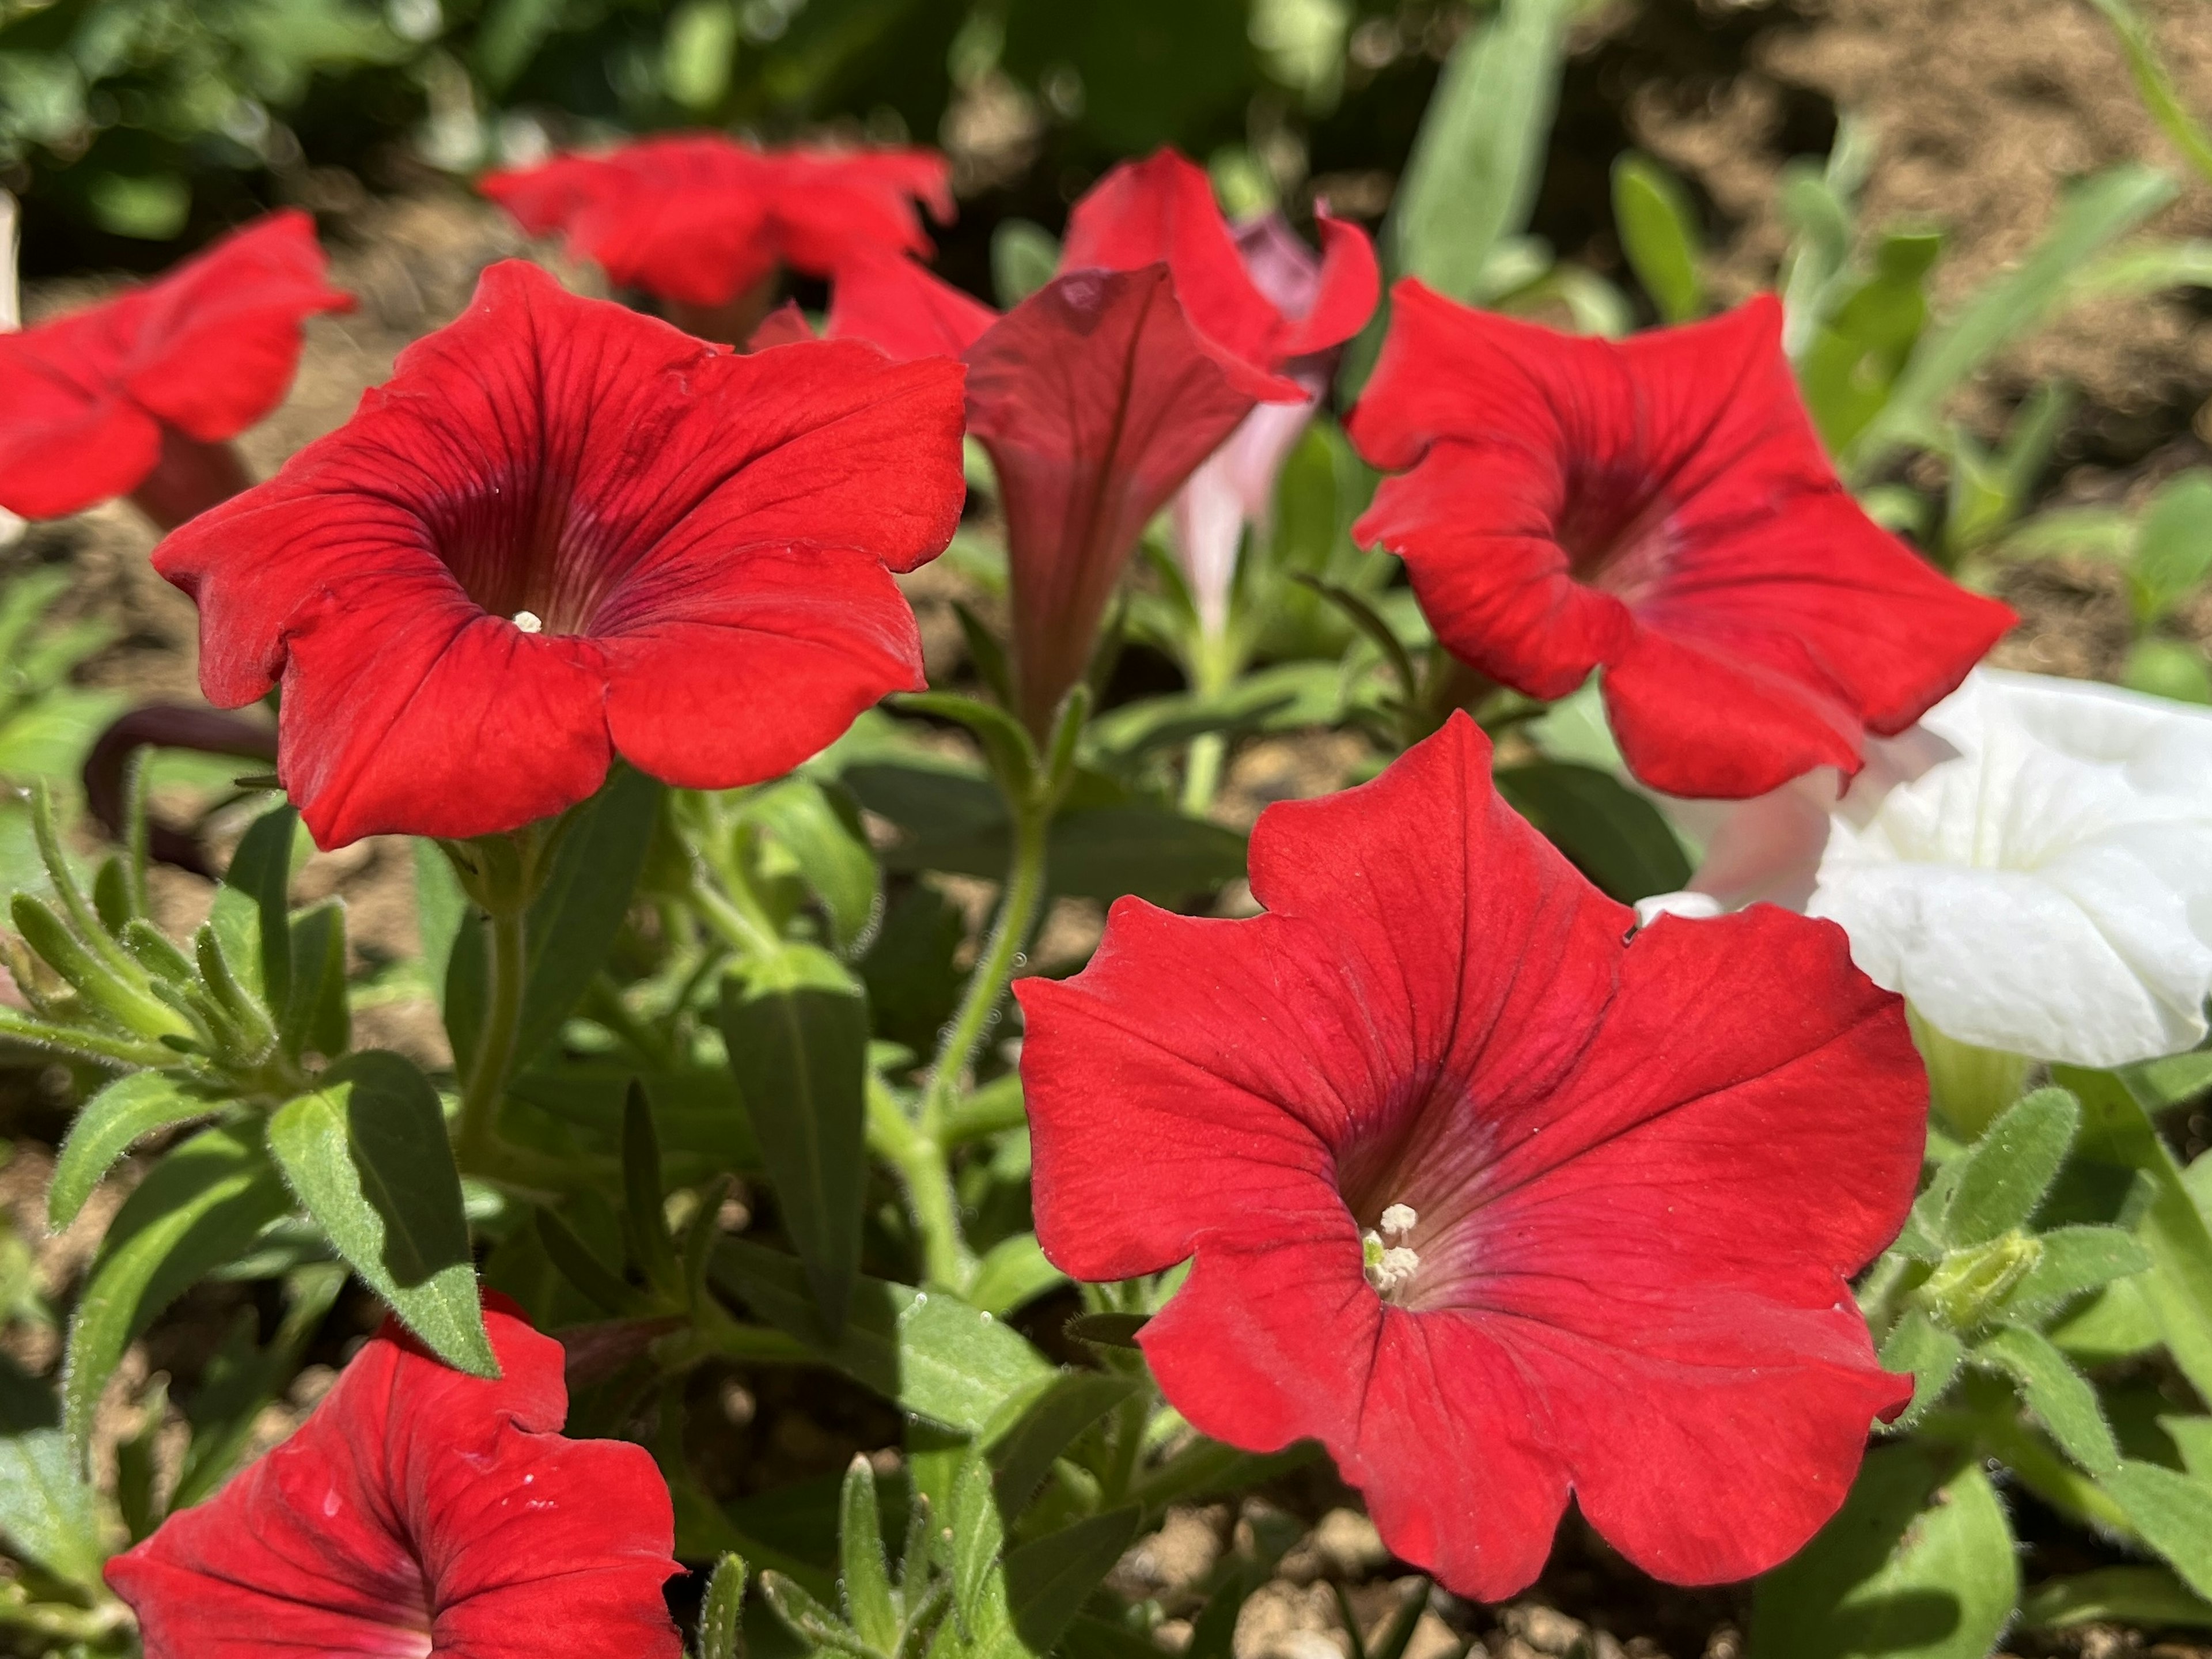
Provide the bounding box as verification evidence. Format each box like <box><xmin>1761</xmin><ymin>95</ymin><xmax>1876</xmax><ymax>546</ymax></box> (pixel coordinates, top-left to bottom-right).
<box><xmin>267</xmin><ymin>1052</ymin><xmax>495</xmax><ymax>1377</ymax></box>
<box><xmin>47</xmin><ymin>1070</ymin><xmax>224</xmax><ymax>1231</ymax></box>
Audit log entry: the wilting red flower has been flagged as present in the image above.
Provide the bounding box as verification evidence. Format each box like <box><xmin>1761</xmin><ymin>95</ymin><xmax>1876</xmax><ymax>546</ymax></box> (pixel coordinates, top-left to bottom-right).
<box><xmin>482</xmin><ymin>134</ymin><xmax>952</xmax><ymax>341</ymax></box>
<box><xmin>1348</xmin><ymin>283</ymin><xmax>2013</xmax><ymax>798</ymax></box>
<box><xmin>829</xmin><ymin>149</ymin><xmax>1376</xmax><ymax>737</ymax></box>
<box><xmin>107</xmin><ymin>1295</ymin><xmax>681</xmax><ymax>1658</ymax></box>
<box><xmin>0</xmin><ymin>210</ymin><xmax>351</xmax><ymax>528</ymax></box>
<box><xmin>156</xmin><ymin>259</ymin><xmax>965</xmax><ymax>848</ymax></box>
<box><xmin>1017</xmin><ymin>713</ymin><xmax>1922</xmax><ymax>1600</ymax></box>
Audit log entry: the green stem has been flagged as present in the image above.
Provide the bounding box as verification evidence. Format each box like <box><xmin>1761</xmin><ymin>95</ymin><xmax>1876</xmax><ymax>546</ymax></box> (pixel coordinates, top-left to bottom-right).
<box><xmin>456</xmin><ymin>900</ymin><xmax>526</xmax><ymax>1175</ymax></box>
<box><xmin>1099</xmin><ymin>1389</ymin><xmax>1151</xmax><ymax>1507</ymax></box>
<box><xmin>918</xmin><ymin>801</ymin><xmax>1050</xmax><ymax>1139</ymax></box>
<box><xmin>889</xmin><ymin>796</ymin><xmax>1053</xmax><ymax>1289</ymax></box>
<box><xmin>690</xmin><ymin>874</ymin><xmax>782</xmax><ymax>962</ymax></box>
<box><xmin>869</xmin><ymin>1075</ymin><xmax>970</xmax><ymax>1290</ymax></box>
<box><xmin>1181</xmin><ymin>733</ymin><xmax>1226</xmax><ymax>817</ymax></box>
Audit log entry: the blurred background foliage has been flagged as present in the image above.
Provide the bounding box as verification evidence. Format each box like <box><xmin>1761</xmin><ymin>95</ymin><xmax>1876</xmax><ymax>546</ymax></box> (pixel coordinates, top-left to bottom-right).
<box><xmin>0</xmin><ymin>0</ymin><xmax>1479</xmax><ymax>275</ymax></box>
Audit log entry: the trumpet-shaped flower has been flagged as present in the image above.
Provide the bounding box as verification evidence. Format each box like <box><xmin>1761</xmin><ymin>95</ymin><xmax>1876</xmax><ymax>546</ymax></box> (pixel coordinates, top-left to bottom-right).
<box><xmin>1017</xmin><ymin>713</ymin><xmax>1922</xmax><ymax>1601</ymax></box>
<box><xmin>1348</xmin><ymin>283</ymin><xmax>2012</xmax><ymax>798</ymax></box>
<box><xmin>828</xmin><ymin>150</ymin><xmax>1374</xmax><ymax>737</ymax></box>
<box><xmin>482</xmin><ymin>135</ymin><xmax>952</xmax><ymax>340</ymax></box>
<box><xmin>1803</xmin><ymin>669</ymin><xmax>2212</xmax><ymax>1069</ymax></box>
<box><xmin>1161</xmin><ymin>212</ymin><xmax>1357</xmax><ymax>638</ymax></box>
<box><xmin>107</xmin><ymin>1296</ymin><xmax>682</xmax><ymax>1658</ymax></box>
<box><xmin>0</xmin><ymin>211</ymin><xmax>352</xmax><ymax>528</ymax></box>
<box><xmin>156</xmin><ymin>259</ymin><xmax>965</xmax><ymax>848</ymax></box>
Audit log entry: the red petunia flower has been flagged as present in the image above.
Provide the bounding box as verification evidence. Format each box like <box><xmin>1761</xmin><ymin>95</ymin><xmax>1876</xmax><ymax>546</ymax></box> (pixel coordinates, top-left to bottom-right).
<box><xmin>827</xmin><ymin>149</ymin><xmax>1376</xmax><ymax>737</ymax></box>
<box><xmin>155</xmin><ymin>259</ymin><xmax>965</xmax><ymax>849</ymax></box>
<box><xmin>106</xmin><ymin>1294</ymin><xmax>681</xmax><ymax>1658</ymax></box>
<box><xmin>481</xmin><ymin>135</ymin><xmax>953</xmax><ymax>342</ymax></box>
<box><xmin>1017</xmin><ymin>713</ymin><xmax>1923</xmax><ymax>1600</ymax></box>
<box><xmin>0</xmin><ymin>210</ymin><xmax>352</xmax><ymax>529</ymax></box>
<box><xmin>1347</xmin><ymin>282</ymin><xmax>2014</xmax><ymax>799</ymax></box>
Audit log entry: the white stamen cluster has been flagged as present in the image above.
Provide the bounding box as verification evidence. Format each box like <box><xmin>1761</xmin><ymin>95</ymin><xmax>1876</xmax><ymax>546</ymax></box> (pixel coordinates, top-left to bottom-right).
<box><xmin>1362</xmin><ymin>1203</ymin><xmax>1421</xmax><ymax>1298</ymax></box>
<box><xmin>513</xmin><ymin>610</ymin><xmax>544</xmax><ymax>634</ymax></box>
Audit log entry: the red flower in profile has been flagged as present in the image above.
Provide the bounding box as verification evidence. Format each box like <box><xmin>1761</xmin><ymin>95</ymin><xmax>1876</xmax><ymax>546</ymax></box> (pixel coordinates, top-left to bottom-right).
<box><xmin>828</xmin><ymin>149</ymin><xmax>1376</xmax><ymax>737</ymax></box>
<box><xmin>482</xmin><ymin>134</ymin><xmax>952</xmax><ymax>341</ymax></box>
<box><xmin>1347</xmin><ymin>283</ymin><xmax>2013</xmax><ymax>798</ymax></box>
<box><xmin>107</xmin><ymin>1295</ymin><xmax>681</xmax><ymax>1658</ymax></box>
<box><xmin>1017</xmin><ymin>713</ymin><xmax>1923</xmax><ymax>1600</ymax></box>
<box><xmin>156</xmin><ymin>259</ymin><xmax>965</xmax><ymax>849</ymax></box>
<box><xmin>0</xmin><ymin>210</ymin><xmax>352</xmax><ymax>528</ymax></box>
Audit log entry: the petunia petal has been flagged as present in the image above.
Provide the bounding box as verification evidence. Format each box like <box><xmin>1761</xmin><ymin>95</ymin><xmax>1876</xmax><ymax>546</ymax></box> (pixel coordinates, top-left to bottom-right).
<box><xmin>1350</xmin><ymin>281</ymin><xmax>2013</xmax><ymax>798</ymax></box>
<box><xmin>119</xmin><ymin>209</ymin><xmax>354</xmax><ymax>442</ymax></box>
<box><xmin>157</xmin><ymin>260</ymin><xmax>964</xmax><ymax>844</ymax></box>
<box><xmin>967</xmin><ymin>266</ymin><xmax>1298</xmax><ymax>734</ymax></box>
<box><xmin>107</xmin><ymin>1298</ymin><xmax>680</xmax><ymax>1659</ymax></box>
<box><xmin>1021</xmin><ymin>715</ymin><xmax>1922</xmax><ymax>1602</ymax></box>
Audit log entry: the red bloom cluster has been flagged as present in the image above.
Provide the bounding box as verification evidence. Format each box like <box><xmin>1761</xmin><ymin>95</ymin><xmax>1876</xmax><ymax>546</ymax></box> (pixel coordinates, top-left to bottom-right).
<box><xmin>830</xmin><ymin>149</ymin><xmax>1376</xmax><ymax>736</ymax></box>
<box><xmin>482</xmin><ymin>135</ymin><xmax>952</xmax><ymax>339</ymax></box>
<box><xmin>1019</xmin><ymin>714</ymin><xmax>1925</xmax><ymax>1599</ymax></box>
<box><xmin>107</xmin><ymin>1297</ymin><xmax>681</xmax><ymax>1658</ymax></box>
<box><xmin>156</xmin><ymin>259</ymin><xmax>965</xmax><ymax>848</ymax></box>
<box><xmin>0</xmin><ymin>211</ymin><xmax>351</xmax><ymax>528</ymax></box>
<box><xmin>1349</xmin><ymin>283</ymin><xmax>2013</xmax><ymax>798</ymax></box>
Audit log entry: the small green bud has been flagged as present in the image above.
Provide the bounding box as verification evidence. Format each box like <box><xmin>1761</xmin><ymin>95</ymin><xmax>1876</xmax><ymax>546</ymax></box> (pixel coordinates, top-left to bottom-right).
<box><xmin>1916</xmin><ymin>1228</ymin><xmax>2044</xmax><ymax>1331</ymax></box>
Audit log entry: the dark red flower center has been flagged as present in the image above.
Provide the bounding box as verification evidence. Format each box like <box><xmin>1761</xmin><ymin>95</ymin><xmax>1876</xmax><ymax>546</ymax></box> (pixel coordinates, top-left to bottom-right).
<box><xmin>1555</xmin><ymin>464</ymin><xmax>1678</xmax><ymax>609</ymax></box>
<box><xmin>1334</xmin><ymin>1086</ymin><xmax>1495</xmax><ymax>1314</ymax></box>
<box><xmin>423</xmin><ymin>470</ymin><xmax>626</xmax><ymax>636</ymax></box>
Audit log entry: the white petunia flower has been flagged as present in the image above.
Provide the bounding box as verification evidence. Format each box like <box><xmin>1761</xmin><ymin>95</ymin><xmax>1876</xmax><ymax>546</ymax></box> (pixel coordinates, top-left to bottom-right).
<box><xmin>1805</xmin><ymin>669</ymin><xmax>2212</xmax><ymax>1069</ymax></box>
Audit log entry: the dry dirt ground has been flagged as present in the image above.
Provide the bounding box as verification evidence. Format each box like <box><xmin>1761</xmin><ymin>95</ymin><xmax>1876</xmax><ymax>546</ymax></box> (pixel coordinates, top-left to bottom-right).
<box><xmin>7</xmin><ymin>0</ymin><xmax>2212</xmax><ymax>1653</ymax></box>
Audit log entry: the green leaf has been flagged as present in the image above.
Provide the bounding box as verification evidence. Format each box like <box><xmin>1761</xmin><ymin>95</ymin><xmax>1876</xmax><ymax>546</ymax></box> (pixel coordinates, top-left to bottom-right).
<box><xmin>1971</xmin><ymin>1324</ymin><xmax>2119</xmax><ymax>1474</ymax></box>
<box><xmin>2059</xmin><ymin>1064</ymin><xmax>2212</xmax><ymax>1404</ymax></box>
<box><xmin>760</xmin><ymin>1569</ymin><xmax>870</xmax><ymax>1656</ymax></box>
<box><xmin>2099</xmin><ymin>1460</ymin><xmax>2212</xmax><ymax>1599</ymax></box>
<box><xmin>950</xmin><ymin>1441</ymin><xmax>1005</xmax><ymax>1641</ymax></box>
<box><xmin>2082</xmin><ymin>0</ymin><xmax>2212</xmax><ymax>185</ymax></box>
<box><xmin>2130</xmin><ymin>471</ymin><xmax>2212</xmax><ymax>624</ymax></box>
<box><xmin>2125</xmin><ymin>1047</ymin><xmax>2212</xmax><ymax>1109</ymax></box>
<box><xmin>993</xmin><ymin>219</ymin><xmax>1060</xmax><ymax>309</ymax></box>
<box><xmin>712</xmin><ymin>1240</ymin><xmax>1053</xmax><ymax>1433</ymax></box>
<box><xmin>1876</xmin><ymin>1309</ymin><xmax>1964</xmax><ymax>1425</ymax></box>
<box><xmin>1001</xmin><ymin>1508</ymin><xmax>1143</xmax><ymax>1657</ymax></box>
<box><xmin>1611</xmin><ymin>152</ymin><xmax>1705</xmax><ymax>323</ymax></box>
<box><xmin>278</xmin><ymin>901</ymin><xmax>350</xmax><ymax>1060</ymax></box>
<box><xmin>1044</xmin><ymin>808</ymin><xmax>1247</xmax><ymax>903</ymax></box>
<box><xmin>47</xmin><ymin>1070</ymin><xmax>224</xmax><ymax>1230</ymax></box>
<box><xmin>414</xmin><ymin>838</ymin><xmax>468</xmax><ymax>1009</ymax></box>
<box><xmin>266</xmin><ymin>1052</ymin><xmax>496</xmax><ymax>1377</ymax></box>
<box><xmin>1852</xmin><ymin>164</ymin><xmax>2175</xmax><ymax>471</ymax></box>
<box><xmin>697</xmin><ymin>1552</ymin><xmax>750</xmax><ymax>1659</ymax></box>
<box><xmin>211</xmin><ymin>802</ymin><xmax>300</xmax><ymax>1008</ymax></box>
<box><xmin>1749</xmin><ymin>1444</ymin><xmax>2017</xmax><ymax>1659</ymax></box>
<box><xmin>2020</xmin><ymin>1565</ymin><xmax>2212</xmax><ymax>1632</ymax></box>
<box><xmin>64</xmin><ymin>1124</ymin><xmax>292</xmax><ymax>1457</ymax></box>
<box><xmin>839</xmin><ymin>1454</ymin><xmax>900</xmax><ymax>1654</ymax></box>
<box><xmin>968</xmin><ymin>1233</ymin><xmax>1066</xmax><ymax>1318</ymax></box>
<box><xmin>2122</xmin><ymin>638</ymin><xmax>2212</xmax><ymax>704</ymax></box>
<box><xmin>1495</xmin><ymin>760</ymin><xmax>1692</xmax><ymax>903</ymax></box>
<box><xmin>169</xmin><ymin>1265</ymin><xmax>345</xmax><ymax>1512</ymax></box>
<box><xmin>1940</xmin><ymin>1085</ymin><xmax>2077</xmax><ymax>1245</ymax></box>
<box><xmin>1388</xmin><ymin>0</ymin><xmax>1578</xmax><ymax>303</ymax></box>
<box><xmin>0</xmin><ymin>1429</ymin><xmax>104</xmax><ymax>1590</ymax></box>
<box><xmin>746</xmin><ymin>778</ymin><xmax>881</xmax><ymax>955</ymax></box>
<box><xmin>448</xmin><ymin>765</ymin><xmax>662</xmax><ymax>1072</ymax></box>
<box><xmin>721</xmin><ymin>948</ymin><xmax>870</xmax><ymax>1335</ymax></box>
<box><xmin>1064</xmin><ymin>1312</ymin><xmax>1149</xmax><ymax>1351</ymax></box>
<box><xmin>620</xmin><ymin>1080</ymin><xmax>682</xmax><ymax>1298</ymax></box>
<box><xmin>986</xmin><ymin>1370</ymin><xmax>1138</xmax><ymax>1521</ymax></box>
